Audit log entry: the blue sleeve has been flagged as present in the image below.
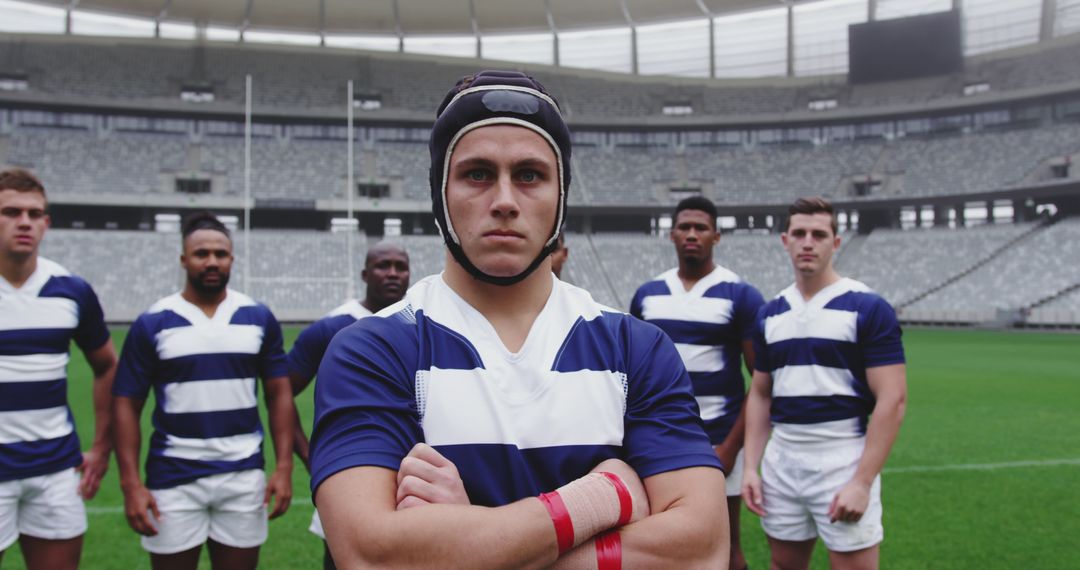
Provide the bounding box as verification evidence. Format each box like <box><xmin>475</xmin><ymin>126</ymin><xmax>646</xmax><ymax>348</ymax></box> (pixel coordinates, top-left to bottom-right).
<box><xmin>629</xmin><ymin>287</ymin><xmax>645</xmax><ymax>319</ymax></box>
<box><xmin>258</xmin><ymin>308</ymin><xmax>288</xmax><ymax>380</ymax></box>
<box><xmin>621</xmin><ymin>320</ymin><xmax>722</xmax><ymax>478</ymax></box>
<box><xmin>73</xmin><ymin>280</ymin><xmax>110</xmax><ymax>352</ymax></box>
<box><xmin>287</xmin><ymin>319</ymin><xmax>335</xmax><ymax>382</ymax></box>
<box><xmin>859</xmin><ymin>297</ymin><xmax>905</xmax><ymax>367</ymax></box>
<box><xmin>309</xmin><ymin>315</ymin><xmax>423</xmax><ymax>498</ymax></box>
<box><xmin>752</xmin><ymin>306</ymin><xmax>771</xmax><ymax>373</ymax></box>
<box><xmin>112</xmin><ymin>316</ymin><xmax>156</xmax><ymax>399</ymax></box>
<box><xmin>736</xmin><ymin>284</ymin><xmax>766</xmax><ymax>342</ymax></box>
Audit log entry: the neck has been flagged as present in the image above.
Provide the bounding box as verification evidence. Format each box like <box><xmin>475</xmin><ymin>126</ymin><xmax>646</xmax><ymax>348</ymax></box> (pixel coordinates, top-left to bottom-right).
<box><xmin>181</xmin><ymin>286</ymin><xmax>227</xmax><ymax>317</ymax></box>
<box><xmin>677</xmin><ymin>258</ymin><xmax>715</xmax><ymax>289</ymax></box>
<box><xmin>795</xmin><ymin>267</ymin><xmax>841</xmax><ymax>300</ymax></box>
<box><xmin>442</xmin><ymin>252</ymin><xmax>553</xmax><ymax>353</ymax></box>
<box><xmin>0</xmin><ymin>252</ymin><xmax>37</xmax><ymax>289</ymax></box>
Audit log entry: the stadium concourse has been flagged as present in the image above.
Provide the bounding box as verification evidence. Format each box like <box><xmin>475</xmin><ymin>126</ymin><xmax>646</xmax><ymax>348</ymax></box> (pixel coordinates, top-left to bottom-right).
<box><xmin>3</xmin><ymin>2</ymin><xmax>1080</xmax><ymax>330</ymax></box>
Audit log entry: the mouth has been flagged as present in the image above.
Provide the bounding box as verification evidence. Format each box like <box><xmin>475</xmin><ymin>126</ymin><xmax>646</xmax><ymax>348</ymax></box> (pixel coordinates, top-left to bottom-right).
<box><xmin>482</xmin><ymin>229</ymin><xmax>525</xmax><ymax>241</ymax></box>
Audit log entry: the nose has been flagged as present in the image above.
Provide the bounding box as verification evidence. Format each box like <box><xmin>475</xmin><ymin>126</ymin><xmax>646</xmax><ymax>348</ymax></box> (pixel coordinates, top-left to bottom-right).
<box><xmin>490</xmin><ymin>173</ymin><xmax>520</xmax><ymax>219</ymax></box>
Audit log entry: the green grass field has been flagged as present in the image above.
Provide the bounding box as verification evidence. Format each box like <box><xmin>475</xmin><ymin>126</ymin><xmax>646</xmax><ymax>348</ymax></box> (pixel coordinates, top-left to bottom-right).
<box><xmin>3</xmin><ymin>328</ymin><xmax>1078</xmax><ymax>569</ymax></box>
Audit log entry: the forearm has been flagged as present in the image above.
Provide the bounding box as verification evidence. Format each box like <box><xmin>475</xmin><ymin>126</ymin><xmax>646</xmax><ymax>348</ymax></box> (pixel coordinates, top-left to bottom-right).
<box><xmin>852</xmin><ymin>395</ymin><xmax>905</xmax><ymax>486</ymax></box>
<box><xmin>113</xmin><ymin>397</ymin><xmax>144</xmax><ymax>487</ymax></box>
<box><xmin>91</xmin><ymin>369</ymin><xmax>116</xmax><ymax>453</ymax></box>
<box><xmin>742</xmin><ymin>376</ymin><xmax>772</xmax><ymax>472</ymax></box>
<box><xmin>265</xmin><ymin>378</ymin><xmax>297</xmax><ymax>471</ymax></box>
<box><xmin>322</xmin><ymin>469</ymin><xmax>558</xmax><ymax>569</ymax></box>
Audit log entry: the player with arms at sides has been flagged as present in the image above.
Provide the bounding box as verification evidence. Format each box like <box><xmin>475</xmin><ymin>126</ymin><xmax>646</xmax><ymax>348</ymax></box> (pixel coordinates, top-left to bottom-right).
<box><xmin>630</xmin><ymin>195</ymin><xmax>764</xmax><ymax>570</ymax></box>
<box><xmin>0</xmin><ymin>167</ymin><xmax>118</xmax><ymax>570</ymax></box>
<box><xmin>309</xmin><ymin>70</ymin><xmax>729</xmax><ymax>569</ymax></box>
<box><xmin>742</xmin><ymin>197</ymin><xmax>907</xmax><ymax>570</ymax></box>
<box><xmin>287</xmin><ymin>241</ymin><xmax>410</xmax><ymax>570</ymax></box>
<box><xmin>112</xmin><ymin>212</ymin><xmax>297</xmax><ymax>570</ymax></box>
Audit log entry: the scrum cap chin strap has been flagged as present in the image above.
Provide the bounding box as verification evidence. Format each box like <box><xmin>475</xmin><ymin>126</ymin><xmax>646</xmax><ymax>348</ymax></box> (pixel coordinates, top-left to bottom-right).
<box><xmin>429</xmin><ymin>71</ymin><xmax>572</xmax><ymax>286</ymax></box>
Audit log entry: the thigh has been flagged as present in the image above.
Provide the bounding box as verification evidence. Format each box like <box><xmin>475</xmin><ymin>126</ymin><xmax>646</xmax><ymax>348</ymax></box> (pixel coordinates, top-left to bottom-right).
<box><xmin>150</xmin><ymin>545</ymin><xmax>201</xmax><ymax>570</ymax></box>
<box><xmin>828</xmin><ymin>543</ymin><xmax>880</xmax><ymax>570</ymax></box>
<box><xmin>767</xmin><ymin>536</ymin><xmax>816</xmax><ymax>570</ymax></box>
<box><xmin>806</xmin><ymin>445</ymin><xmax>883</xmax><ymax>554</ymax></box>
<box><xmin>208</xmin><ymin>470</ymin><xmax>266</xmax><ymax>549</ymax></box>
<box><xmin>760</xmin><ymin>442</ymin><xmax>817</xmax><ymax>543</ymax></box>
<box><xmin>19</xmin><ymin>534</ymin><xmax>82</xmax><ymax>570</ymax></box>
<box><xmin>207</xmin><ymin>538</ymin><xmax>259</xmax><ymax>570</ymax></box>
<box><xmin>142</xmin><ymin>484</ymin><xmax>211</xmax><ymax>555</ymax></box>
<box><xmin>18</xmin><ymin>469</ymin><xmax>86</xmax><ymax>542</ymax></box>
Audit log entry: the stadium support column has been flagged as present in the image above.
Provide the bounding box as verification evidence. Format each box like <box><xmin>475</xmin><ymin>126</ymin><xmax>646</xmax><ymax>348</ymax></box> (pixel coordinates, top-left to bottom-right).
<box><xmin>786</xmin><ymin>4</ymin><xmax>794</xmax><ymax>77</ymax></box>
<box><xmin>244</xmin><ymin>75</ymin><xmax>252</xmax><ymax>295</ymax></box>
<box><xmin>1040</xmin><ymin>0</ymin><xmax>1058</xmax><ymax>42</ymax></box>
<box><xmin>393</xmin><ymin>0</ymin><xmax>404</xmax><ymax>53</ymax></box>
<box><xmin>65</xmin><ymin>0</ymin><xmax>80</xmax><ymax>34</ymax></box>
<box><xmin>347</xmin><ymin>80</ymin><xmax>355</xmax><ymax>299</ymax></box>
<box><xmin>619</xmin><ymin>0</ymin><xmax>638</xmax><ymax>75</ymax></box>
<box><xmin>469</xmin><ymin>0</ymin><xmax>481</xmax><ymax>59</ymax></box>
<box><xmin>545</xmin><ymin>0</ymin><xmax>560</xmax><ymax>66</ymax></box>
<box><xmin>867</xmin><ymin>0</ymin><xmax>877</xmax><ymax>21</ymax></box>
<box><xmin>694</xmin><ymin>0</ymin><xmax>716</xmax><ymax>79</ymax></box>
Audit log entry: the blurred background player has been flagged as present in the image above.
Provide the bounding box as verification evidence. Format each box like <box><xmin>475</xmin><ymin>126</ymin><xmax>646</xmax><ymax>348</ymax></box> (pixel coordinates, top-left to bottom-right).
<box><xmin>112</xmin><ymin>211</ymin><xmax>297</xmax><ymax>570</ymax></box>
<box><xmin>287</xmin><ymin>240</ymin><xmax>410</xmax><ymax>570</ymax></box>
<box><xmin>0</xmin><ymin>167</ymin><xmax>118</xmax><ymax>570</ymax></box>
<box><xmin>550</xmin><ymin>231</ymin><xmax>568</xmax><ymax>279</ymax></box>
<box><xmin>630</xmin><ymin>195</ymin><xmax>764</xmax><ymax>570</ymax></box>
<box><xmin>742</xmin><ymin>197</ymin><xmax>907</xmax><ymax>570</ymax></box>
<box><xmin>308</xmin><ymin>71</ymin><xmax>728</xmax><ymax>568</ymax></box>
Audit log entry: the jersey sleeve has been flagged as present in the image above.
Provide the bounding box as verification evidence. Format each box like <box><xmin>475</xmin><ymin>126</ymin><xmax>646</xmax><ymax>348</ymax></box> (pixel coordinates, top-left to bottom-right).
<box><xmin>73</xmin><ymin>280</ymin><xmax>110</xmax><ymax>352</ymax></box>
<box><xmin>628</xmin><ymin>287</ymin><xmax>645</xmax><ymax>319</ymax></box>
<box><xmin>752</xmin><ymin>305</ymin><xmax>771</xmax><ymax>373</ymax></box>
<box><xmin>257</xmin><ymin>307</ymin><xmax>288</xmax><ymax>380</ymax></box>
<box><xmin>735</xmin><ymin>284</ymin><xmax>766</xmax><ymax>342</ymax></box>
<box><xmin>309</xmin><ymin>314</ymin><xmax>423</xmax><ymax>498</ymax></box>
<box><xmin>287</xmin><ymin>318</ymin><xmax>339</xmax><ymax>382</ymax></box>
<box><xmin>621</xmin><ymin>320</ymin><xmax>722</xmax><ymax>477</ymax></box>
<box><xmin>112</xmin><ymin>316</ymin><xmax>156</xmax><ymax>399</ymax></box>
<box><xmin>859</xmin><ymin>296</ymin><xmax>905</xmax><ymax>367</ymax></box>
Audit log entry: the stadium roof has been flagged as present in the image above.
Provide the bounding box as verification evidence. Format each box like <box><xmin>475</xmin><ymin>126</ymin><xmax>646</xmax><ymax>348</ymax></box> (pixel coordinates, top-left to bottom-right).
<box><xmin>23</xmin><ymin>0</ymin><xmax>792</xmax><ymax>35</ymax></box>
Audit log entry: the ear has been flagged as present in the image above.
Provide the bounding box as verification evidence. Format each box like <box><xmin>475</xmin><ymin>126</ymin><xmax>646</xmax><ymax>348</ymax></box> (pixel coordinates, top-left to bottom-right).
<box><xmin>43</xmin><ymin>213</ymin><xmax>52</xmax><ymax>230</ymax></box>
<box><xmin>780</xmin><ymin>232</ymin><xmax>789</xmax><ymax>247</ymax></box>
<box><xmin>833</xmin><ymin>233</ymin><xmax>842</xmax><ymax>250</ymax></box>
<box><xmin>361</xmin><ymin>268</ymin><xmax>369</xmax><ymax>281</ymax></box>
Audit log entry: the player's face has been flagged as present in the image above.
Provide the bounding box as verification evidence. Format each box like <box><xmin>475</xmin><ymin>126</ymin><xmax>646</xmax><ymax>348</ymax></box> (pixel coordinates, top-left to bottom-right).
<box><xmin>670</xmin><ymin>209</ymin><xmax>718</xmax><ymax>265</ymax></box>
<box><xmin>363</xmin><ymin>249</ymin><xmax>410</xmax><ymax>310</ymax></box>
<box><xmin>445</xmin><ymin>125</ymin><xmax>559</xmax><ymax>278</ymax></box>
<box><xmin>0</xmin><ymin>189</ymin><xmax>50</xmax><ymax>262</ymax></box>
<box><xmin>781</xmin><ymin>212</ymin><xmax>840</xmax><ymax>277</ymax></box>
<box><xmin>181</xmin><ymin>229</ymin><xmax>233</xmax><ymax>295</ymax></box>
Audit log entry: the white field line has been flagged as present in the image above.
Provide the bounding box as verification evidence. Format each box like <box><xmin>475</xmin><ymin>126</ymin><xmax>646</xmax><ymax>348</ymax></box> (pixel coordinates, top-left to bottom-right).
<box><xmin>86</xmin><ymin>458</ymin><xmax>1080</xmax><ymax>515</ymax></box>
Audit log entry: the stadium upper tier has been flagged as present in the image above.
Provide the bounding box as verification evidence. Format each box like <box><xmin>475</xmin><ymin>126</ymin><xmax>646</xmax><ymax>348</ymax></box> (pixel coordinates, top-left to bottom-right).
<box><xmin>5</xmin><ymin>121</ymin><xmax>1079</xmax><ymax>206</ymax></box>
<box><xmin>37</xmin><ymin>219</ymin><xmax>1080</xmax><ymax>326</ymax></box>
<box><xmin>1</xmin><ymin>35</ymin><xmax>1079</xmax><ymax>122</ymax></box>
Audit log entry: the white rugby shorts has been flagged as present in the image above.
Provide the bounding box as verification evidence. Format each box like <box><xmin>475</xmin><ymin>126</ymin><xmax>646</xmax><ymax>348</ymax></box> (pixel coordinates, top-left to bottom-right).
<box><xmin>141</xmin><ymin>469</ymin><xmax>267</xmax><ymax>555</ymax></box>
<box><xmin>759</xmin><ymin>436</ymin><xmax>883</xmax><ymax>552</ymax></box>
<box><xmin>0</xmin><ymin>468</ymin><xmax>86</xmax><ymax>550</ymax></box>
<box><xmin>309</xmin><ymin>509</ymin><xmax>325</xmax><ymax>539</ymax></box>
<box><xmin>725</xmin><ymin>449</ymin><xmax>745</xmax><ymax>498</ymax></box>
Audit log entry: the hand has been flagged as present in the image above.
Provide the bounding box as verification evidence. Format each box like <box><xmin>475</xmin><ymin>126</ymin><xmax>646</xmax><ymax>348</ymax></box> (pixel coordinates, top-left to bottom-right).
<box><xmin>77</xmin><ymin>448</ymin><xmax>109</xmax><ymax>500</ymax></box>
<box><xmin>741</xmin><ymin>469</ymin><xmax>766</xmax><ymax>517</ymax></box>
<box><xmin>828</xmin><ymin>480</ymin><xmax>870</xmax><ymax>523</ymax></box>
<box><xmin>713</xmin><ymin>442</ymin><xmax>739</xmax><ymax>477</ymax></box>
<box><xmin>265</xmin><ymin>467</ymin><xmax>293</xmax><ymax>519</ymax></box>
<box><xmin>122</xmin><ymin>483</ymin><xmax>160</xmax><ymax>536</ymax></box>
<box><xmin>590</xmin><ymin>458</ymin><xmax>650</xmax><ymax>523</ymax></box>
<box><xmin>396</xmin><ymin>443</ymin><xmax>470</xmax><ymax>510</ymax></box>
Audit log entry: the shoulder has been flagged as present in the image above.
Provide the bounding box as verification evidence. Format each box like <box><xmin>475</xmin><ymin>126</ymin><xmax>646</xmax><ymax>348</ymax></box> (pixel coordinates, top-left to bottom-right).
<box><xmin>827</xmin><ymin>279</ymin><xmax>895</xmax><ymax>313</ymax></box>
<box><xmin>133</xmin><ymin>294</ymin><xmax>190</xmax><ymax>332</ymax></box>
<box><xmin>36</xmin><ymin>257</ymin><xmax>95</xmax><ymax>298</ymax></box>
<box><xmin>227</xmin><ymin>290</ymin><xmax>279</xmax><ymax>324</ymax></box>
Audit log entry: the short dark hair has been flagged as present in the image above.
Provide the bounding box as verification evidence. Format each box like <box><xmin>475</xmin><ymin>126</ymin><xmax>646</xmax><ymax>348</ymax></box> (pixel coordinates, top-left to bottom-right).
<box><xmin>181</xmin><ymin>211</ymin><xmax>230</xmax><ymax>242</ymax></box>
<box><xmin>673</xmin><ymin>196</ymin><xmax>718</xmax><ymax>229</ymax></box>
<box><xmin>0</xmin><ymin>167</ymin><xmax>47</xmax><ymax>203</ymax></box>
<box><xmin>785</xmin><ymin>196</ymin><xmax>838</xmax><ymax>235</ymax></box>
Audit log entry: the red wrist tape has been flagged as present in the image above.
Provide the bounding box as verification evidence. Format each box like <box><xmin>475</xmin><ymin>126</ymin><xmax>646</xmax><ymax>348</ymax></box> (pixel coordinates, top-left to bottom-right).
<box><xmin>595</xmin><ymin>530</ymin><xmax>622</xmax><ymax>570</ymax></box>
<box><xmin>539</xmin><ymin>491</ymin><xmax>575</xmax><ymax>555</ymax></box>
<box><xmin>600</xmin><ymin>472</ymin><xmax>633</xmax><ymax>527</ymax></box>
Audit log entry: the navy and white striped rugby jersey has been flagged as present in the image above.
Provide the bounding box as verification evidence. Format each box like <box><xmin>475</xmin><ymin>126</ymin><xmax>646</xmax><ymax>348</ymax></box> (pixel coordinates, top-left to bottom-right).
<box><xmin>287</xmin><ymin>300</ymin><xmax>372</xmax><ymax>382</ymax></box>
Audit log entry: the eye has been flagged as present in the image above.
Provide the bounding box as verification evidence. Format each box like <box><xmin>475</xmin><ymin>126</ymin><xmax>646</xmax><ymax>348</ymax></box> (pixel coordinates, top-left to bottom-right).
<box><xmin>518</xmin><ymin>169</ymin><xmax>539</xmax><ymax>183</ymax></box>
<box><xmin>466</xmin><ymin>169</ymin><xmax>490</xmax><ymax>182</ymax></box>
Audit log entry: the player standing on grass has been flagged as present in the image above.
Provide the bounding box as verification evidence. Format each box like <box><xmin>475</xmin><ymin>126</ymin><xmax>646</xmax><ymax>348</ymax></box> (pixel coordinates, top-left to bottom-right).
<box><xmin>742</xmin><ymin>197</ymin><xmax>907</xmax><ymax>570</ymax></box>
<box><xmin>0</xmin><ymin>168</ymin><xmax>118</xmax><ymax>570</ymax></box>
<box><xmin>630</xmin><ymin>195</ymin><xmax>764</xmax><ymax>570</ymax></box>
<box><xmin>112</xmin><ymin>212</ymin><xmax>297</xmax><ymax>570</ymax></box>
<box><xmin>309</xmin><ymin>70</ymin><xmax>728</xmax><ymax>568</ymax></box>
<box><xmin>287</xmin><ymin>241</ymin><xmax>409</xmax><ymax>570</ymax></box>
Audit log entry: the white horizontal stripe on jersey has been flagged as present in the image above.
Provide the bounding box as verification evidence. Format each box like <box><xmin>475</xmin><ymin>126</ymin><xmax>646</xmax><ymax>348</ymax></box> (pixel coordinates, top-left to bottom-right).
<box><xmin>0</xmin><ymin>353</ymin><xmax>70</xmax><ymax>383</ymax></box>
<box><xmin>0</xmin><ymin>296</ymin><xmax>78</xmax><ymax>332</ymax></box>
<box><xmin>696</xmin><ymin>395</ymin><xmax>729</xmax><ymax>421</ymax></box>
<box><xmin>0</xmin><ymin>406</ymin><xmax>73</xmax><ymax>444</ymax></box>
<box><xmin>771</xmin><ymin>365</ymin><xmax>857</xmax><ymax>398</ymax></box>
<box><xmin>641</xmin><ymin>295</ymin><xmax>733</xmax><ymax>325</ymax></box>
<box><xmin>674</xmin><ymin>343</ymin><xmax>726</xmax><ymax>373</ymax></box>
<box><xmin>764</xmin><ymin>307</ymin><xmax>857</xmax><ymax>344</ymax></box>
<box><xmin>162</xmin><ymin>432</ymin><xmax>263</xmax><ymax>462</ymax></box>
<box><xmin>419</xmin><ymin>368</ymin><xmax>626</xmax><ymax>449</ymax></box>
<box><xmin>156</xmin><ymin>324</ymin><xmax>264</xmax><ymax>360</ymax></box>
<box><xmin>772</xmin><ymin>418</ymin><xmax>863</xmax><ymax>444</ymax></box>
<box><xmin>162</xmin><ymin>378</ymin><xmax>258</xmax><ymax>414</ymax></box>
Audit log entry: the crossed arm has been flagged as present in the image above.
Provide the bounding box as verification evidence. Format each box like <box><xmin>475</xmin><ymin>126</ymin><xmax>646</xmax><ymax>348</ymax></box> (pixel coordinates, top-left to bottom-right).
<box><xmin>316</xmin><ymin>446</ymin><xmax>728</xmax><ymax>569</ymax></box>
